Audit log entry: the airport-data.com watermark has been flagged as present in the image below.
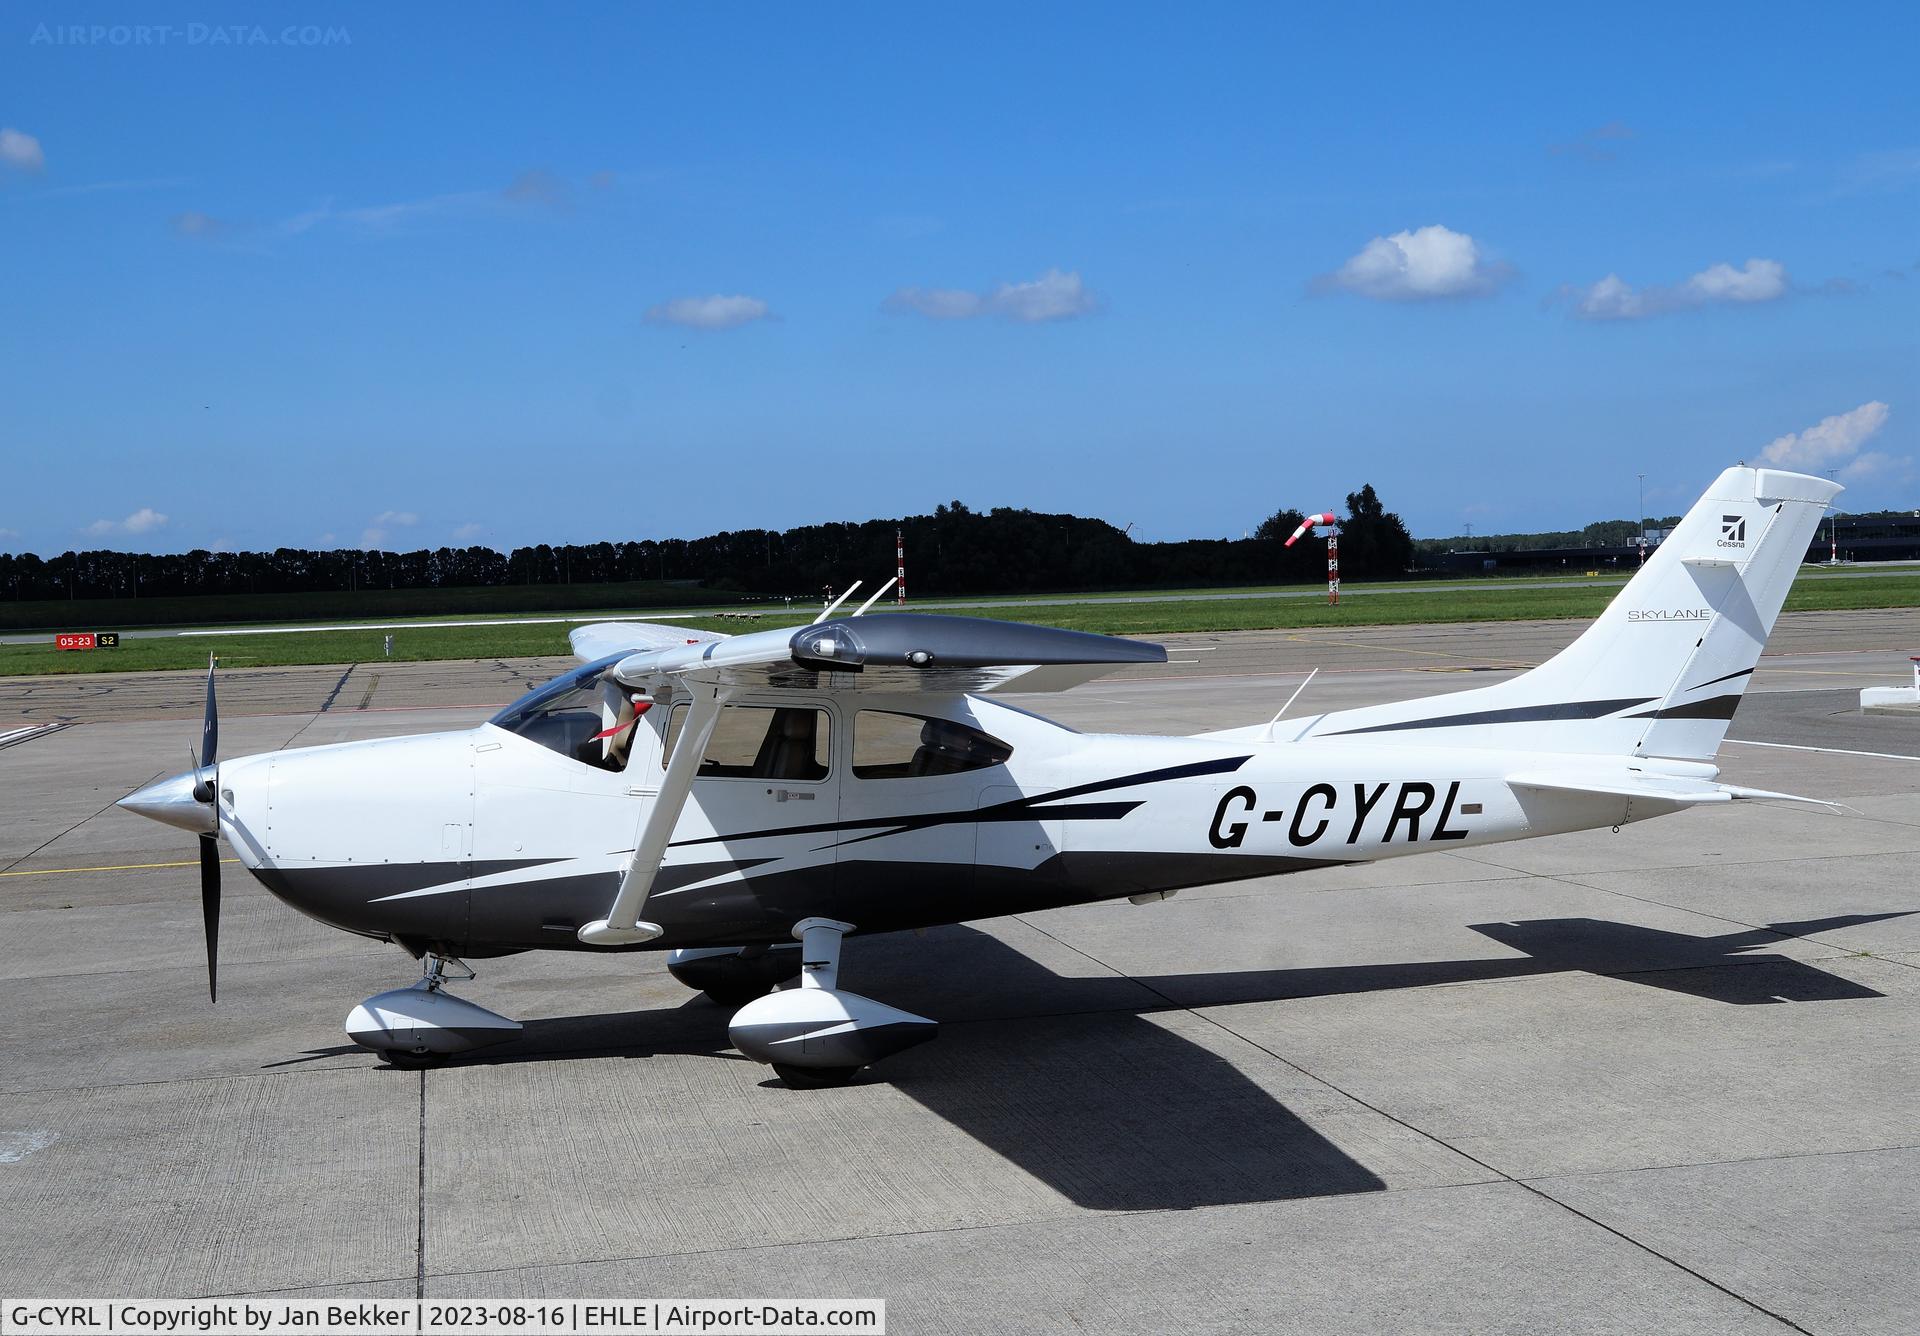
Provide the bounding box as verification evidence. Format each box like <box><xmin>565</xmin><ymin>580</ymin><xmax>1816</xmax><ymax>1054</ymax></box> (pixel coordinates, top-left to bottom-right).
<box><xmin>28</xmin><ymin>22</ymin><xmax>351</xmax><ymax>48</ymax></box>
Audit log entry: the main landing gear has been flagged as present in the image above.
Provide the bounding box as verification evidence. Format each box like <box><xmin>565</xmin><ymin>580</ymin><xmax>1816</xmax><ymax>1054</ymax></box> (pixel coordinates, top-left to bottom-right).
<box><xmin>344</xmin><ymin>953</ymin><xmax>522</xmax><ymax>1061</ymax></box>
<box><xmin>726</xmin><ymin>918</ymin><xmax>938</xmax><ymax>1088</ymax></box>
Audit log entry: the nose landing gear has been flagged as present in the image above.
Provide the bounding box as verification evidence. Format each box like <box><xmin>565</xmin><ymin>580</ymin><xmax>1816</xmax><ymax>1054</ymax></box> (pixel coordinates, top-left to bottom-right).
<box><xmin>728</xmin><ymin>918</ymin><xmax>938</xmax><ymax>1088</ymax></box>
<box><xmin>344</xmin><ymin>953</ymin><xmax>523</xmax><ymax>1060</ymax></box>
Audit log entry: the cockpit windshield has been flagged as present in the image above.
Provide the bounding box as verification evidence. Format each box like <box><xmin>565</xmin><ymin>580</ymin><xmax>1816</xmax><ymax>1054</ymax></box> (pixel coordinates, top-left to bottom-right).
<box><xmin>489</xmin><ymin>656</ymin><xmax>624</xmax><ymax>768</ymax></box>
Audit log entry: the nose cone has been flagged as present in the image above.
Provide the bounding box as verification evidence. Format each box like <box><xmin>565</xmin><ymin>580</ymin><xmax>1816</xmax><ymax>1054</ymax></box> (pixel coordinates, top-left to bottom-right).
<box><xmin>118</xmin><ymin>771</ymin><xmax>216</xmax><ymax>835</ymax></box>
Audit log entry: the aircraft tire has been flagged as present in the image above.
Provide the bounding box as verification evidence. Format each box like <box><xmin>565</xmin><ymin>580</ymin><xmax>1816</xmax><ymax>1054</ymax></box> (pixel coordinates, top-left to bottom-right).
<box><xmin>772</xmin><ymin>1063</ymin><xmax>861</xmax><ymax>1089</ymax></box>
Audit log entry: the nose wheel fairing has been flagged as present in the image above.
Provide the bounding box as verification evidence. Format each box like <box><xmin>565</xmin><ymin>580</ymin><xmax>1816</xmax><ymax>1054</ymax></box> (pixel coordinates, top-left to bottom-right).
<box><xmin>345</xmin><ymin>955</ymin><xmax>520</xmax><ymax>1059</ymax></box>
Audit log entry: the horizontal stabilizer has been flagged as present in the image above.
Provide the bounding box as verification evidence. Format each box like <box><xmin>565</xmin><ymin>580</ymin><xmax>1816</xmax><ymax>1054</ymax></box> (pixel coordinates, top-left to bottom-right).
<box><xmin>1508</xmin><ymin>769</ymin><xmax>1841</xmax><ymax>811</ymax></box>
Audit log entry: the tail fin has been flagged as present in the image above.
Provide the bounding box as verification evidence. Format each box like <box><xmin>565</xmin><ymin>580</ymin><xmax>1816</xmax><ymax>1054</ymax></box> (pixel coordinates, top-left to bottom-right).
<box><xmin>1292</xmin><ymin>466</ymin><xmax>1841</xmax><ymax>760</ymax></box>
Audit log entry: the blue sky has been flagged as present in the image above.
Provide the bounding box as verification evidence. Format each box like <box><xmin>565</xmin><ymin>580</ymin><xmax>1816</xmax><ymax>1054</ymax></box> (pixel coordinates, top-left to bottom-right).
<box><xmin>3</xmin><ymin>2</ymin><xmax>1915</xmax><ymax>556</ymax></box>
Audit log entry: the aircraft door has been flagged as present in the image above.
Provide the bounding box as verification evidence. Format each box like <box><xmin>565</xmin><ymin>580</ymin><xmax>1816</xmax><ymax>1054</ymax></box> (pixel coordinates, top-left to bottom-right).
<box><xmin>655</xmin><ymin>700</ymin><xmax>842</xmax><ymax>927</ymax></box>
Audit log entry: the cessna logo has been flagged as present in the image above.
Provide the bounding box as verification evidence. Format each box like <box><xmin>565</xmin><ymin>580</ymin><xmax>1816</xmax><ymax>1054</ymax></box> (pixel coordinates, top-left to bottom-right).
<box><xmin>1628</xmin><ymin>608</ymin><xmax>1712</xmax><ymax>622</ymax></box>
<box><xmin>1717</xmin><ymin>514</ymin><xmax>1747</xmax><ymax>548</ymax></box>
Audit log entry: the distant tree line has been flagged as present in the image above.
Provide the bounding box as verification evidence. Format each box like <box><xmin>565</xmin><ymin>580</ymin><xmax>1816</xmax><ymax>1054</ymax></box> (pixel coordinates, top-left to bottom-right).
<box><xmin>1</xmin><ymin>488</ymin><xmax>1417</xmax><ymax>604</ymax></box>
<box><xmin>1414</xmin><ymin>516</ymin><xmax>1684</xmax><ymax>554</ymax></box>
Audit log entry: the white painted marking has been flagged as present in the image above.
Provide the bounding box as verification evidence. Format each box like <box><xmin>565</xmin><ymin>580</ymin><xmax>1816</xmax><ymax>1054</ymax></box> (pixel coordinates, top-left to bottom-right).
<box><xmin>0</xmin><ymin>1129</ymin><xmax>59</xmax><ymax>1163</ymax></box>
<box><xmin>179</xmin><ymin>614</ymin><xmax>705</xmax><ymax>638</ymax></box>
<box><xmin>1723</xmin><ymin>739</ymin><xmax>1920</xmax><ymax>762</ymax></box>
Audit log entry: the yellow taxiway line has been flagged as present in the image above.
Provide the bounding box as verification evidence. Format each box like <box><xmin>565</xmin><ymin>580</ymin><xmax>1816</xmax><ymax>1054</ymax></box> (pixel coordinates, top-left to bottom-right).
<box><xmin>0</xmin><ymin>858</ymin><xmax>240</xmax><ymax>878</ymax></box>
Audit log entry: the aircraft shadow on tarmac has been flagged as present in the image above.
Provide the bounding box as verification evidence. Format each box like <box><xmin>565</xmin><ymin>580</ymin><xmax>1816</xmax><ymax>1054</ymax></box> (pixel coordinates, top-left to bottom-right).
<box><xmin>258</xmin><ymin>911</ymin><xmax>1906</xmax><ymax>1212</ymax></box>
<box><xmin>1133</xmin><ymin>912</ymin><xmax>1910</xmax><ymax>1009</ymax></box>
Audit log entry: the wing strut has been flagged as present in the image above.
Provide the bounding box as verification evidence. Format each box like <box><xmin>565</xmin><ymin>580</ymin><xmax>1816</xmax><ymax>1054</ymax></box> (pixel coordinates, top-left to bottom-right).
<box><xmin>578</xmin><ymin>682</ymin><xmax>734</xmax><ymax>946</ymax></box>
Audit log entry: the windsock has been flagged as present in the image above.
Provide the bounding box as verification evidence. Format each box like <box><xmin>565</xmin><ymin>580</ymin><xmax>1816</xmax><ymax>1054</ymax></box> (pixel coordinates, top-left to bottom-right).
<box><xmin>1283</xmin><ymin>514</ymin><xmax>1339</xmax><ymax>547</ymax></box>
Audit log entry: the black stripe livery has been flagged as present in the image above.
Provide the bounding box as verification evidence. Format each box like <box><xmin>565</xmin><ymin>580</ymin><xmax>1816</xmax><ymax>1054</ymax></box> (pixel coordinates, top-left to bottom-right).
<box><xmin>668</xmin><ymin>754</ymin><xmax>1254</xmax><ymax>850</ymax></box>
<box><xmin>1321</xmin><ymin>698</ymin><xmax>1655</xmax><ymax>737</ymax></box>
<box><xmin>1687</xmin><ymin>667</ymin><xmax>1754</xmax><ymax>692</ymax></box>
<box><xmin>1625</xmin><ymin>693</ymin><xmax>1743</xmax><ymax>722</ymax></box>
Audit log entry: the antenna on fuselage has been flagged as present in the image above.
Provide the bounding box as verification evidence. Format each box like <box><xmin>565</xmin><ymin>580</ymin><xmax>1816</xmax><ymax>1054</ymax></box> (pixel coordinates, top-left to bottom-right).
<box><xmin>813</xmin><ymin>581</ymin><xmax>862</xmax><ymax>624</ymax></box>
<box><xmin>1263</xmin><ymin>667</ymin><xmax>1319</xmax><ymax>741</ymax></box>
<box><xmin>851</xmin><ymin>577</ymin><xmax>897</xmax><ymax>616</ymax></box>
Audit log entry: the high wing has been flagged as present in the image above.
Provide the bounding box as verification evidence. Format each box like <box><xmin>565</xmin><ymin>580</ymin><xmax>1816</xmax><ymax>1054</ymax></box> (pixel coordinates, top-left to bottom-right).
<box><xmin>568</xmin><ymin>619</ymin><xmax>727</xmax><ymax>663</ymax></box>
<box><xmin>607</xmin><ymin>612</ymin><xmax>1167</xmax><ymax>695</ymax></box>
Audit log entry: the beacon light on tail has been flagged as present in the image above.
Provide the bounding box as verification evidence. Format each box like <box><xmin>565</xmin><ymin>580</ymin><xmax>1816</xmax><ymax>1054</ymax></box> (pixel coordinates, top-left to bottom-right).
<box><xmin>118</xmin><ymin>466</ymin><xmax>1845</xmax><ymax>1086</ymax></box>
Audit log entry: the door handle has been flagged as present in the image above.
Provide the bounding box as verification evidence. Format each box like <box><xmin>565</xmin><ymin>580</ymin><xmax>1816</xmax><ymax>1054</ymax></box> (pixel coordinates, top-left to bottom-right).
<box><xmin>771</xmin><ymin>788</ymin><xmax>816</xmax><ymax>802</ymax></box>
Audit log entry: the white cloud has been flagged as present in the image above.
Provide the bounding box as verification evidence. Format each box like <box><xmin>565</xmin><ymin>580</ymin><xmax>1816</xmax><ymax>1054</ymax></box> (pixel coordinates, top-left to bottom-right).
<box><xmin>452</xmin><ymin>522</ymin><xmax>485</xmax><ymax>541</ymax></box>
<box><xmin>1572</xmin><ymin>273</ymin><xmax>1646</xmax><ymax>319</ymax></box>
<box><xmin>84</xmin><ymin>507</ymin><xmax>168</xmax><ymax>538</ymax></box>
<box><xmin>987</xmin><ymin>269</ymin><xmax>1096</xmax><ymax>322</ymax></box>
<box><xmin>1838</xmin><ymin>451</ymin><xmax>1905</xmax><ymax>481</ymax></box>
<box><xmin>645</xmin><ymin>294</ymin><xmax>772</xmax><ymax>330</ymax></box>
<box><xmin>0</xmin><ymin>127</ymin><xmax>44</xmax><ymax>172</ymax></box>
<box><xmin>1319</xmin><ymin>225</ymin><xmax>1509</xmax><ymax>301</ymax></box>
<box><xmin>1758</xmin><ymin>402</ymin><xmax>1894</xmax><ymax>478</ymax></box>
<box><xmin>1568</xmin><ymin>257</ymin><xmax>1791</xmax><ymax>320</ymax></box>
<box><xmin>371</xmin><ymin>510</ymin><xmax>419</xmax><ymax>527</ymax></box>
<box><xmin>1682</xmin><ymin>259</ymin><xmax>1788</xmax><ymax>303</ymax></box>
<box><xmin>886</xmin><ymin>268</ymin><xmax>1097</xmax><ymax>323</ymax></box>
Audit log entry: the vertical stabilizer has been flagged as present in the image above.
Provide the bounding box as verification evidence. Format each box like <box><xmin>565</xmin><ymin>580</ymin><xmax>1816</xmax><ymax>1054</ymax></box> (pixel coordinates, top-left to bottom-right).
<box><xmin>1286</xmin><ymin>466</ymin><xmax>1841</xmax><ymax>759</ymax></box>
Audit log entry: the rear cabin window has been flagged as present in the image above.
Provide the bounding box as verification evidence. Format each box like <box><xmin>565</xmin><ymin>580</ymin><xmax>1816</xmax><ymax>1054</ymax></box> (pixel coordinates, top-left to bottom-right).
<box><xmin>662</xmin><ymin>704</ymin><xmax>832</xmax><ymax>781</ymax></box>
<box><xmin>852</xmin><ymin>711</ymin><xmax>1012</xmax><ymax>779</ymax></box>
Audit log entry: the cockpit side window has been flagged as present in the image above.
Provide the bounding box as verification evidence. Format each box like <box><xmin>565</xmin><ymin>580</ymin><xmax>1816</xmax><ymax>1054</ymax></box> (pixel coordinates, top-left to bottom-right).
<box><xmin>852</xmin><ymin>710</ymin><xmax>1012</xmax><ymax>779</ymax></box>
<box><xmin>489</xmin><ymin>658</ymin><xmax>628</xmax><ymax>770</ymax></box>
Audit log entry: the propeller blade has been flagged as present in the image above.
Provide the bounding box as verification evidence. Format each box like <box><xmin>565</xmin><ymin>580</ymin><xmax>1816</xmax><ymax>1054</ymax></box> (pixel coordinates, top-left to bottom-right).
<box><xmin>198</xmin><ymin>831</ymin><xmax>220</xmax><ymax>1003</ymax></box>
<box><xmin>200</xmin><ymin>656</ymin><xmax>219</xmax><ymax>769</ymax></box>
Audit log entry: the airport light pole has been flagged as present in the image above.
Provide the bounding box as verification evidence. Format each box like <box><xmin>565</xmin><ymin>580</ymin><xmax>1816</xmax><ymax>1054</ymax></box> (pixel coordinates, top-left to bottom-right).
<box><xmin>1826</xmin><ymin>469</ymin><xmax>1839</xmax><ymax>562</ymax></box>
<box><xmin>1637</xmin><ymin>473</ymin><xmax>1646</xmax><ymax>565</ymax></box>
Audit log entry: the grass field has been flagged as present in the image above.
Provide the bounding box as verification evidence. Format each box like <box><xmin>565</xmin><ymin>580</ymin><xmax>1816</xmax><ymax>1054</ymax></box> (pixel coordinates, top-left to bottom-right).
<box><xmin>2</xmin><ymin>569</ymin><xmax>1913</xmax><ymax>677</ymax></box>
<box><xmin>0</xmin><ymin>579</ymin><xmax>715</xmax><ymax>632</ymax></box>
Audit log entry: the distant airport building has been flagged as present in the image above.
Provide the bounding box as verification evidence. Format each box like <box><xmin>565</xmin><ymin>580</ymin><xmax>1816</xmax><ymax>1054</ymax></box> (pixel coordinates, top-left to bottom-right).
<box><xmin>1420</xmin><ymin>513</ymin><xmax>1920</xmax><ymax>572</ymax></box>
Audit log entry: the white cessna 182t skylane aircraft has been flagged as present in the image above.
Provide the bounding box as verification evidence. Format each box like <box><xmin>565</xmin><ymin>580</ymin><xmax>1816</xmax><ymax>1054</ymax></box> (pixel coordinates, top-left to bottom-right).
<box><xmin>120</xmin><ymin>465</ymin><xmax>1840</xmax><ymax>1086</ymax></box>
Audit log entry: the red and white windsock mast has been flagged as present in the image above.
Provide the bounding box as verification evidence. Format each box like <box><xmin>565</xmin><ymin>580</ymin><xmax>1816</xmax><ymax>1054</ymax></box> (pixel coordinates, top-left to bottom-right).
<box><xmin>895</xmin><ymin>527</ymin><xmax>906</xmax><ymax>606</ymax></box>
<box><xmin>1284</xmin><ymin>512</ymin><xmax>1341</xmax><ymax>606</ymax></box>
